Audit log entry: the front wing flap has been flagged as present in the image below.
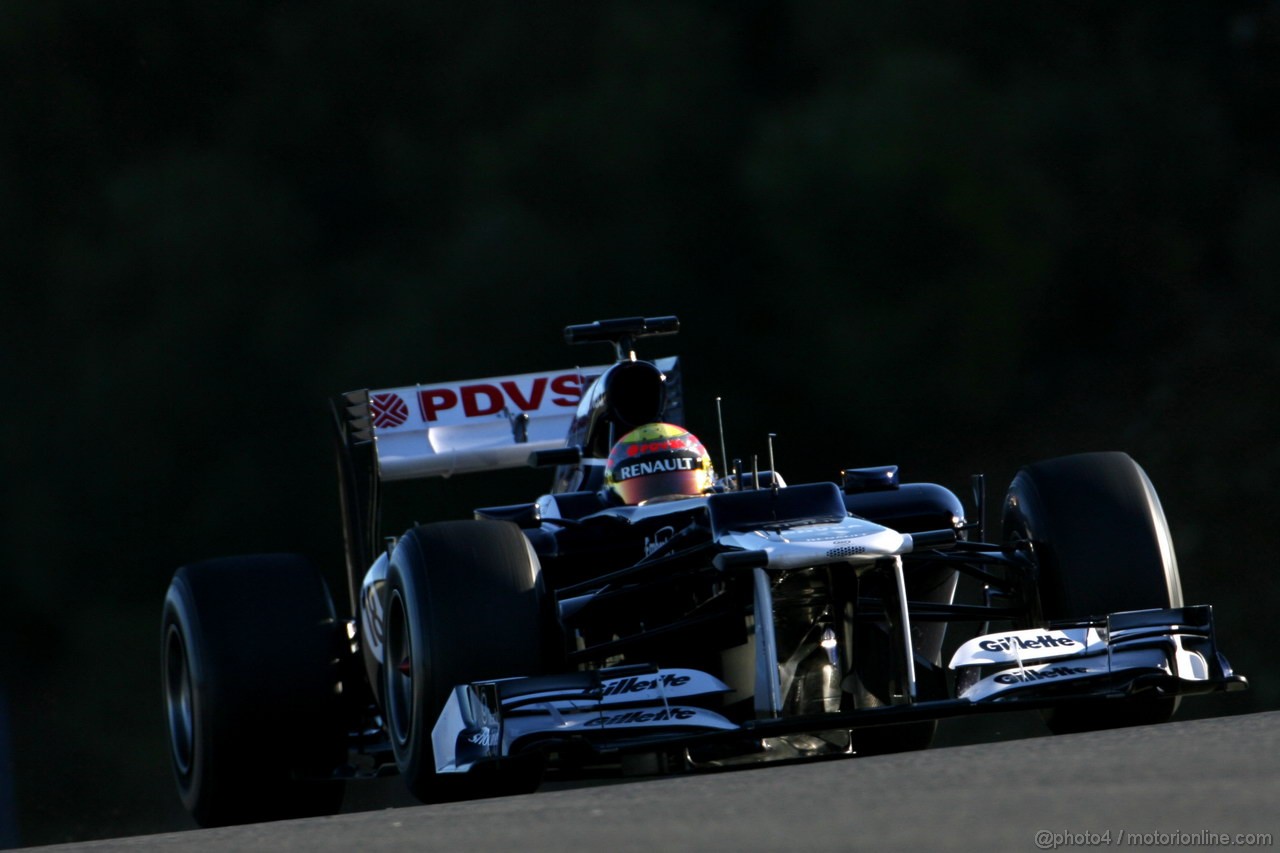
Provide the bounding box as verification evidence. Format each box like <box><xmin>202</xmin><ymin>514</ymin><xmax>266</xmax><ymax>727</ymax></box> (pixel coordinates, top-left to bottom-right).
<box><xmin>430</xmin><ymin>606</ymin><xmax>1245</xmax><ymax>775</ymax></box>
<box><xmin>432</xmin><ymin>666</ymin><xmax>736</xmax><ymax>773</ymax></box>
<box><xmin>948</xmin><ymin>605</ymin><xmax>1245</xmax><ymax>703</ymax></box>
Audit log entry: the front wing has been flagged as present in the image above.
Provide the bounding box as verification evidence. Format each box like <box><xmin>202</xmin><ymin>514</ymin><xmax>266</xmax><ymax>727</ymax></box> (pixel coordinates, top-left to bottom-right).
<box><xmin>430</xmin><ymin>606</ymin><xmax>1246</xmax><ymax>774</ymax></box>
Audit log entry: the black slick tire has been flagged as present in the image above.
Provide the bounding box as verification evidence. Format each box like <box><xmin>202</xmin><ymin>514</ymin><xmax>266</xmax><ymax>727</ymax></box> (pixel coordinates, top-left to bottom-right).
<box><xmin>1003</xmin><ymin>451</ymin><xmax>1184</xmax><ymax>733</ymax></box>
<box><xmin>382</xmin><ymin>520</ymin><xmax>550</xmax><ymax>803</ymax></box>
<box><xmin>161</xmin><ymin>554</ymin><xmax>346</xmax><ymax>826</ymax></box>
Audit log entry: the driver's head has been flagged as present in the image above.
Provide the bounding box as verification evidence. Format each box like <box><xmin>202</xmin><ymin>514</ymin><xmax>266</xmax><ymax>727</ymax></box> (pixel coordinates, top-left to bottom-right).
<box><xmin>603</xmin><ymin>423</ymin><xmax>715</xmax><ymax>505</ymax></box>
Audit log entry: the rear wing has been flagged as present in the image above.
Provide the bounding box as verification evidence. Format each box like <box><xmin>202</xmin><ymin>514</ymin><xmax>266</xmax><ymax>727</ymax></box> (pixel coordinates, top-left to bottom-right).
<box><xmin>338</xmin><ymin>357</ymin><xmax>679</xmax><ymax>482</ymax></box>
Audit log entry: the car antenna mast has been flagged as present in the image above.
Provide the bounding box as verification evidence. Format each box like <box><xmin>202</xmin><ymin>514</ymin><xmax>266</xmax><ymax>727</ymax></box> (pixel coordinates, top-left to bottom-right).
<box><xmin>767</xmin><ymin>433</ymin><xmax>779</xmax><ymax>497</ymax></box>
<box><xmin>715</xmin><ymin>397</ymin><xmax>730</xmax><ymax>486</ymax></box>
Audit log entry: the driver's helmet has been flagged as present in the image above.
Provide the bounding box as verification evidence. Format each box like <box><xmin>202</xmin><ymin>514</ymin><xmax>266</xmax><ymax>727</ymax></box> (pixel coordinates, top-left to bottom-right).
<box><xmin>603</xmin><ymin>423</ymin><xmax>715</xmax><ymax>505</ymax></box>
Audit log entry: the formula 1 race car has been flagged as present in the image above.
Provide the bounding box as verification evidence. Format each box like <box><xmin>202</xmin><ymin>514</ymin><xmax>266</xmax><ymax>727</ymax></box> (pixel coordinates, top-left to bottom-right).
<box><xmin>161</xmin><ymin>316</ymin><xmax>1247</xmax><ymax>826</ymax></box>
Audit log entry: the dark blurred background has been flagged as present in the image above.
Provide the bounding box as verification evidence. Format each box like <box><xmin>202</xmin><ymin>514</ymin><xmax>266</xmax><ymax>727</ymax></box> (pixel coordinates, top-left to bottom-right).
<box><xmin>2</xmin><ymin>1</ymin><xmax>1278</xmax><ymax>845</ymax></box>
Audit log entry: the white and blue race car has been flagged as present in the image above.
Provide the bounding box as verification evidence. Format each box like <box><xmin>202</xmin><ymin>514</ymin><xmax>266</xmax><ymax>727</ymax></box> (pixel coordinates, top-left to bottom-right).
<box><xmin>161</xmin><ymin>315</ymin><xmax>1246</xmax><ymax>825</ymax></box>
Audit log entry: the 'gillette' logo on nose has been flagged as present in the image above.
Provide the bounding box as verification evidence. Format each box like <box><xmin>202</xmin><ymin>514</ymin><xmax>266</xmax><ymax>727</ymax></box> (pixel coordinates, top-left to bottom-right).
<box><xmin>978</xmin><ymin>634</ymin><xmax>1078</xmax><ymax>653</ymax></box>
<box><xmin>601</xmin><ymin>673</ymin><xmax>692</xmax><ymax>696</ymax></box>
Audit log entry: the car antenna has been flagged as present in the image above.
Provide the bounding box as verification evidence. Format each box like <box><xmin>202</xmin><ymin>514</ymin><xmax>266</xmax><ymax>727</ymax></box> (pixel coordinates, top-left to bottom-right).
<box><xmin>715</xmin><ymin>397</ymin><xmax>730</xmax><ymax>484</ymax></box>
<box><xmin>767</xmin><ymin>433</ymin><xmax>779</xmax><ymax>497</ymax></box>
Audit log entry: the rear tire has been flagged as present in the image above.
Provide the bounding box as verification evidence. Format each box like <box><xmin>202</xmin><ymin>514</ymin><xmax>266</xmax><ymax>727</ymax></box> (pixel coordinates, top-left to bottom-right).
<box><xmin>161</xmin><ymin>555</ymin><xmax>347</xmax><ymax>826</ymax></box>
<box><xmin>383</xmin><ymin>520</ymin><xmax>551</xmax><ymax>803</ymax></box>
<box><xmin>1003</xmin><ymin>452</ymin><xmax>1184</xmax><ymax>733</ymax></box>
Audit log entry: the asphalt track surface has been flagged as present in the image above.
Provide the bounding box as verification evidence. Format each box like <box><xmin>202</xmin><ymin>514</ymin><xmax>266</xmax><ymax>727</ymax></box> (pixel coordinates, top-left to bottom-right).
<box><xmin>33</xmin><ymin>711</ymin><xmax>1279</xmax><ymax>852</ymax></box>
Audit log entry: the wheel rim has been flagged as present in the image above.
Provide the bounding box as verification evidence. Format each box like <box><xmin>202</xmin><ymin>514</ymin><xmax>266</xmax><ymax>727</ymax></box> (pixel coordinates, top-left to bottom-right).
<box><xmin>164</xmin><ymin>624</ymin><xmax>195</xmax><ymax>776</ymax></box>
<box><xmin>385</xmin><ymin>589</ymin><xmax>414</xmax><ymax>748</ymax></box>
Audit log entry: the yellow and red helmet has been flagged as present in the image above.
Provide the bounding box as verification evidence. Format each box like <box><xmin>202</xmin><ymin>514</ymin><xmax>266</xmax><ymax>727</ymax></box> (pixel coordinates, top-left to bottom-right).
<box><xmin>604</xmin><ymin>423</ymin><xmax>715</xmax><ymax>505</ymax></box>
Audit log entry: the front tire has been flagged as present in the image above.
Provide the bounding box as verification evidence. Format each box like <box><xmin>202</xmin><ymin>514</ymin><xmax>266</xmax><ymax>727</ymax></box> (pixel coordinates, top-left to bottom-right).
<box><xmin>161</xmin><ymin>554</ymin><xmax>347</xmax><ymax>826</ymax></box>
<box><xmin>383</xmin><ymin>520</ymin><xmax>552</xmax><ymax>803</ymax></box>
<box><xmin>1003</xmin><ymin>452</ymin><xmax>1184</xmax><ymax>733</ymax></box>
